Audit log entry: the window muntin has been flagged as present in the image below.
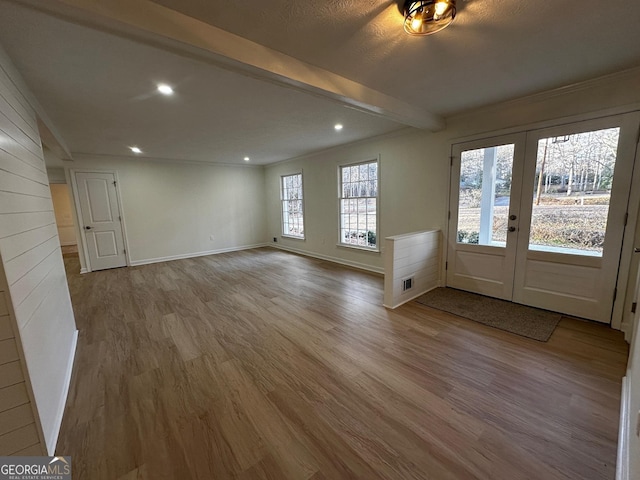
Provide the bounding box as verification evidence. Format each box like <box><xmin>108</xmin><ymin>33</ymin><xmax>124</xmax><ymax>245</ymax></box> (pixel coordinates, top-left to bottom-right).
<box><xmin>281</xmin><ymin>173</ymin><xmax>304</xmax><ymax>239</ymax></box>
<box><xmin>339</xmin><ymin>160</ymin><xmax>378</xmax><ymax>249</ymax></box>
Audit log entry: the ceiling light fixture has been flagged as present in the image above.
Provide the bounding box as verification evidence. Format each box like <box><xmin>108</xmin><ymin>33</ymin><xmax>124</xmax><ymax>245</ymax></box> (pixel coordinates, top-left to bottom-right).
<box><xmin>130</xmin><ymin>146</ymin><xmax>142</xmax><ymax>154</ymax></box>
<box><xmin>157</xmin><ymin>84</ymin><xmax>174</xmax><ymax>95</ymax></box>
<box><xmin>244</xmin><ymin>156</ymin><xmax>250</xmax><ymax>161</ymax></box>
<box><xmin>334</xmin><ymin>124</ymin><xmax>343</xmax><ymax>131</ymax></box>
<box><xmin>403</xmin><ymin>0</ymin><xmax>456</xmax><ymax>36</ymax></box>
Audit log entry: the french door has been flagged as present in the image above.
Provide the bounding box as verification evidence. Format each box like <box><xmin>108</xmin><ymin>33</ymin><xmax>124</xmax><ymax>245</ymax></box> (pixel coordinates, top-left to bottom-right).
<box><xmin>447</xmin><ymin>113</ymin><xmax>640</xmax><ymax>322</ymax></box>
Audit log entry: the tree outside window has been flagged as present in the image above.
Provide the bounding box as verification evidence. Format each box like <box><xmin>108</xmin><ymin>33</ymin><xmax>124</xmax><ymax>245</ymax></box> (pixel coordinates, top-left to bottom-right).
<box><xmin>281</xmin><ymin>173</ymin><xmax>304</xmax><ymax>239</ymax></box>
<box><xmin>339</xmin><ymin>160</ymin><xmax>378</xmax><ymax>249</ymax></box>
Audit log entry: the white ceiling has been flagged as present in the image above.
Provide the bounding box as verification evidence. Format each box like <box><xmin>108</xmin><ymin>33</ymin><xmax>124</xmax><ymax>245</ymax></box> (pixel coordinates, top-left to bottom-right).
<box><xmin>0</xmin><ymin>0</ymin><xmax>639</xmax><ymax>165</ymax></box>
<box><xmin>151</xmin><ymin>0</ymin><xmax>640</xmax><ymax>115</ymax></box>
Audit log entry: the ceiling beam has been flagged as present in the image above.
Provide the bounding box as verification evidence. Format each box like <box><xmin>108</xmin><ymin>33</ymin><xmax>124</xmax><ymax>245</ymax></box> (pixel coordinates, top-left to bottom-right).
<box><xmin>14</xmin><ymin>0</ymin><xmax>445</xmax><ymax>131</ymax></box>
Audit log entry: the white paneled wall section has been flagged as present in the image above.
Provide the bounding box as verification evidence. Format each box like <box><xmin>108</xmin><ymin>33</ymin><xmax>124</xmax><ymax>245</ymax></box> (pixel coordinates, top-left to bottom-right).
<box><xmin>0</xmin><ymin>44</ymin><xmax>77</xmax><ymax>454</ymax></box>
<box><xmin>383</xmin><ymin>230</ymin><xmax>440</xmax><ymax>309</ymax></box>
<box><xmin>0</xmin><ymin>259</ymin><xmax>44</xmax><ymax>456</ymax></box>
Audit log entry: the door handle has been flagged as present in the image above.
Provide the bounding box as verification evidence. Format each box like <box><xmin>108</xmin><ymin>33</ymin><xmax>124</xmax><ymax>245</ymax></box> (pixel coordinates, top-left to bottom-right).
<box><xmin>635</xmin><ymin>247</ymin><xmax>640</xmax><ymax>253</ymax></box>
<box><xmin>84</xmin><ymin>225</ymin><xmax>93</xmax><ymax>230</ymax></box>
<box><xmin>508</xmin><ymin>226</ymin><xmax>516</xmax><ymax>232</ymax></box>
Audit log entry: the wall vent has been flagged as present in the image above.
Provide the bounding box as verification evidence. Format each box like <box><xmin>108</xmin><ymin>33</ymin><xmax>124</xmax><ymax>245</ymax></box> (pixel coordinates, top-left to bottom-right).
<box><xmin>402</xmin><ymin>277</ymin><xmax>414</xmax><ymax>292</ymax></box>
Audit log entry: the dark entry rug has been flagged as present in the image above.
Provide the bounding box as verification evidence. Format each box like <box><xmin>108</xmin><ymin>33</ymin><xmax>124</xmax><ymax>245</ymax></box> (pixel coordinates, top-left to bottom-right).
<box><xmin>414</xmin><ymin>287</ymin><xmax>561</xmax><ymax>342</ymax></box>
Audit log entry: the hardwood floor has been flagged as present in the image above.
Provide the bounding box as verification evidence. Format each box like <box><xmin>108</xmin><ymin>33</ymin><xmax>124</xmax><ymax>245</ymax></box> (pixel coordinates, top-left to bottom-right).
<box><xmin>57</xmin><ymin>248</ymin><xmax>629</xmax><ymax>480</ymax></box>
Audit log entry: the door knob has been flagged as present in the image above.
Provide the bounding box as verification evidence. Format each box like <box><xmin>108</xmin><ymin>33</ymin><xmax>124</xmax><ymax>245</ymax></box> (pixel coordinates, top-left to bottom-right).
<box><xmin>508</xmin><ymin>226</ymin><xmax>516</xmax><ymax>232</ymax></box>
<box><xmin>84</xmin><ymin>225</ymin><xmax>93</xmax><ymax>230</ymax></box>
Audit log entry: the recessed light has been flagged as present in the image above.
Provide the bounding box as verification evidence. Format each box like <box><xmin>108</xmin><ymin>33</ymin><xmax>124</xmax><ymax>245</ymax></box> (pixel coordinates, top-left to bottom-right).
<box><xmin>130</xmin><ymin>146</ymin><xmax>142</xmax><ymax>154</ymax></box>
<box><xmin>157</xmin><ymin>84</ymin><xmax>174</xmax><ymax>95</ymax></box>
<box><xmin>334</xmin><ymin>124</ymin><xmax>343</xmax><ymax>131</ymax></box>
<box><xmin>244</xmin><ymin>157</ymin><xmax>250</xmax><ymax>162</ymax></box>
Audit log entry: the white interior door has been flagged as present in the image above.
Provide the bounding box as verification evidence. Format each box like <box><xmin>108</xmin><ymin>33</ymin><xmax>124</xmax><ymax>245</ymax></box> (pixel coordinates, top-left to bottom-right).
<box><xmin>447</xmin><ymin>113</ymin><xmax>640</xmax><ymax>323</ymax></box>
<box><xmin>75</xmin><ymin>171</ymin><xmax>127</xmax><ymax>271</ymax></box>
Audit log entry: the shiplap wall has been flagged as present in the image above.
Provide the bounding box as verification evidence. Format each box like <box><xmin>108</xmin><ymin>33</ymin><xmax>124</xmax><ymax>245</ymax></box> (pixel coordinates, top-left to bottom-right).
<box><xmin>0</xmin><ymin>259</ymin><xmax>44</xmax><ymax>455</ymax></box>
<box><xmin>0</xmin><ymin>45</ymin><xmax>77</xmax><ymax>454</ymax></box>
<box><xmin>383</xmin><ymin>230</ymin><xmax>440</xmax><ymax>309</ymax></box>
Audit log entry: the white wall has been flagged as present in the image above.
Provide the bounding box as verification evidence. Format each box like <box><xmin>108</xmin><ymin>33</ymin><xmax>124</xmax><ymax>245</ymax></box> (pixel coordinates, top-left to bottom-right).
<box><xmin>623</xmin><ymin>322</ymin><xmax>639</xmax><ymax>479</ymax></box>
<box><xmin>265</xmin><ymin>129</ymin><xmax>451</xmax><ymax>273</ymax></box>
<box><xmin>265</xmin><ymin>68</ymin><xmax>640</xmax><ymax>318</ymax></box>
<box><xmin>618</xmin><ymin>272</ymin><xmax>640</xmax><ymax>480</ymax></box>
<box><xmin>68</xmin><ymin>156</ymin><xmax>267</xmax><ymax>266</ymax></box>
<box><xmin>0</xmin><ymin>44</ymin><xmax>77</xmax><ymax>454</ymax></box>
<box><xmin>45</xmin><ymin>166</ymin><xmax>66</xmax><ymax>184</ymax></box>
<box><xmin>0</xmin><ymin>258</ymin><xmax>45</xmax><ymax>456</ymax></box>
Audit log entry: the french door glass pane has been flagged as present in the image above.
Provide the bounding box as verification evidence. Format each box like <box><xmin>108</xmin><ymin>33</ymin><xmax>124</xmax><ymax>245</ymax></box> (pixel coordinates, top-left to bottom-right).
<box><xmin>528</xmin><ymin>127</ymin><xmax>620</xmax><ymax>256</ymax></box>
<box><xmin>457</xmin><ymin>144</ymin><xmax>515</xmax><ymax>246</ymax></box>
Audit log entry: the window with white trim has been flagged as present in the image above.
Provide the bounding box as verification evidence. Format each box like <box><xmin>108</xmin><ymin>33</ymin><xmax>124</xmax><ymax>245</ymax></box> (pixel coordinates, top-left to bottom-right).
<box><xmin>339</xmin><ymin>159</ymin><xmax>378</xmax><ymax>249</ymax></box>
<box><xmin>281</xmin><ymin>173</ymin><xmax>304</xmax><ymax>238</ymax></box>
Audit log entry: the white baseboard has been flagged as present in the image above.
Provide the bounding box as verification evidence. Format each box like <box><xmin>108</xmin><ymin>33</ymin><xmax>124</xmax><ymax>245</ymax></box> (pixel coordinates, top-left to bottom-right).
<box><xmin>48</xmin><ymin>329</ymin><xmax>78</xmax><ymax>455</ymax></box>
<box><xmin>271</xmin><ymin>244</ymin><xmax>384</xmax><ymax>275</ymax></box>
<box><xmin>616</xmin><ymin>375</ymin><xmax>630</xmax><ymax>480</ymax></box>
<box><xmin>383</xmin><ymin>284</ymin><xmax>438</xmax><ymax>310</ymax></box>
<box><xmin>129</xmin><ymin>243</ymin><xmax>269</xmax><ymax>267</ymax></box>
<box><xmin>79</xmin><ymin>268</ymin><xmax>88</xmax><ymax>274</ymax></box>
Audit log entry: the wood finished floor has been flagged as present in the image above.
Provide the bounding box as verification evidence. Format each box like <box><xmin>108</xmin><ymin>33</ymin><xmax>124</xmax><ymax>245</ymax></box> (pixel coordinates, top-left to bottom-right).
<box><xmin>57</xmin><ymin>248</ymin><xmax>629</xmax><ymax>480</ymax></box>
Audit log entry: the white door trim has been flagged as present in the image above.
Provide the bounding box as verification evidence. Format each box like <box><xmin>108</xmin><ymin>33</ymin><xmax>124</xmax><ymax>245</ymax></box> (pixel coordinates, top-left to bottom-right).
<box><xmin>615</xmin><ymin>115</ymin><xmax>640</xmax><ymax>331</ymax></box>
<box><xmin>69</xmin><ymin>169</ymin><xmax>131</xmax><ymax>272</ymax></box>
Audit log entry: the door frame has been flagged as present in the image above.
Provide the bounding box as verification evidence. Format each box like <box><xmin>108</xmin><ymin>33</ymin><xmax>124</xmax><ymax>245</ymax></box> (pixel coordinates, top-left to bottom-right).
<box><xmin>618</xmin><ymin>119</ymin><xmax>640</xmax><ymax>334</ymax></box>
<box><xmin>445</xmin><ymin>107</ymin><xmax>640</xmax><ymax>328</ymax></box>
<box><xmin>68</xmin><ymin>169</ymin><xmax>131</xmax><ymax>273</ymax></box>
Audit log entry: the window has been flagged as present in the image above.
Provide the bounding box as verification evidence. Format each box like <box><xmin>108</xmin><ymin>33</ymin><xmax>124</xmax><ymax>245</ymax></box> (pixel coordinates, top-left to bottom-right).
<box><xmin>339</xmin><ymin>159</ymin><xmax>378</xmax><ymax>249</ymax></box>
<box><xmin>456</xmin><ymin>143</ymin><xmax>515</xmax><ymax>246</ymax></box>
<box><xmin>527</xmin><ymin>127</ymin><xmax>620</xmax><ymax>257</ymax></box>
<box><xmin>281</xmin><ymin>173</ymin><xmax>304</xmax><ymax>238</ymax></box>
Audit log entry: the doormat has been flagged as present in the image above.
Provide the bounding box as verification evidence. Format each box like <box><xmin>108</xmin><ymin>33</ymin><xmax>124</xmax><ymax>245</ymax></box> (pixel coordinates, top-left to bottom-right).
<box><xmin>414</xmin><ymin>287</ymin><xmax>561</xmax><ymax>342</ymax></box>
